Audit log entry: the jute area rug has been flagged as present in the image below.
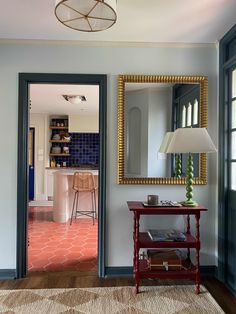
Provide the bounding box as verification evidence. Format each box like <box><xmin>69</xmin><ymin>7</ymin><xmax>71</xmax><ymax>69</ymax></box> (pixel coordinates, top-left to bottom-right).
<box><xmin>0</xmin><ymin>285</ymin><xmax>224</xmax><ymax>314</ymax></box>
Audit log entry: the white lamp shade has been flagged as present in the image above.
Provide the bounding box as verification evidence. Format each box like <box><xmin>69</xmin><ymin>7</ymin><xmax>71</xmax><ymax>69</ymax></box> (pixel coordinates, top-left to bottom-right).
<box><xmin>166</xmin><ymin>128</ymin><xmax>217</xmax><ymax>153</ymax></box>
<box><xmin>55</xmin><ymin>0</ymin><xmax>117</xmax><ymax>32</ymax></box>
<box><xmin>158</xmin><ymin>132</ymin><xmax>174</xmax><ymax>153</ymax></box>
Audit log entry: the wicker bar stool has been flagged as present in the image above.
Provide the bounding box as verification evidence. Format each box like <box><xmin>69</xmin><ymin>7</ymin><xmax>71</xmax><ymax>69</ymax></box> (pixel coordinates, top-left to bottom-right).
<box><xmin>70</xmin><ymin>171</ymin><xmax>97</xmax><ymax>225</ymax></box>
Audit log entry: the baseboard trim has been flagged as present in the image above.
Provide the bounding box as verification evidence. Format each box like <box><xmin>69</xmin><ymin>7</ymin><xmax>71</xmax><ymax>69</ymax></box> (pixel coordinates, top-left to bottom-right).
<box><xmin>225</xmin><ymin>282</ymin><xmax>236</xmax><ymax>297</ymax></box>
<box><xmin>105</xmin><ymin>266</ymin><xmax>217</xmax><ymax>278</ymax></box>
<box><xmin>0</xmin><ymin>266</ymin><xmax>217</xmax><ymax>280</ymax></box>
<box><xmin>200</xmin><ymin>265</ymin><xmax>218</xmax><ymax>277</ymax></box>
<box><xmin>105</xmin><ymin>267</ymin><xmax>133</xmax><ymax>277</ymax></box>
<box><xmin>0</xmin><ymin>269</ymin><xmax>16</xmax><ymax>279</ymax></box>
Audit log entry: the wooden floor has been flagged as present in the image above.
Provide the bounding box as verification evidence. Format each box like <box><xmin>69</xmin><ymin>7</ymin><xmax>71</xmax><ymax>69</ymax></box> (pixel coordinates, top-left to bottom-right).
<box><xmin>0</xmin><ymin>271</ymin><xmax>235</xmax><ymax>314</ymax></box>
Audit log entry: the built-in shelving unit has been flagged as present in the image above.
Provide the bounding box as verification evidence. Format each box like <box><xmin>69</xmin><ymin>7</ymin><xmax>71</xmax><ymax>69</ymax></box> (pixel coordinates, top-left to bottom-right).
<box><xmin>49</xmin><ymin>117</ymin><xmax>70</xmax><ymax>164</ymax></box>
<box><xmin>49</xmin><ymin>126</ymin><xmax>68</xmax><ymax>130</ymax></box>
<box><xmin>49</xmin><ymin>140</ymin><xmax>70</xmax><ymax>143</ymax></box>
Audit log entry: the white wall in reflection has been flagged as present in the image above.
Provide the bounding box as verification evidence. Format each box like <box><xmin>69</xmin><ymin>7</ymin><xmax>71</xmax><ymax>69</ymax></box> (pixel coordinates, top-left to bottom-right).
<box><xmin>125</xmin><ymin>87</ymin><xmax>172</xmax><ymax>178</ymax></box>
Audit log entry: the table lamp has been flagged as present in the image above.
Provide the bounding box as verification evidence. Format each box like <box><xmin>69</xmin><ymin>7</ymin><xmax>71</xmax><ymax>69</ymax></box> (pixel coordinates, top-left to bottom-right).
<box><xmin>166</xmin><ymin>128</ymin><xmax>217</xmax><ymax>206</ymax></box>
<box><xmin>158</xmin><ymin>132</ymin><xmax>181</xmax><ymax>178</ymax></box>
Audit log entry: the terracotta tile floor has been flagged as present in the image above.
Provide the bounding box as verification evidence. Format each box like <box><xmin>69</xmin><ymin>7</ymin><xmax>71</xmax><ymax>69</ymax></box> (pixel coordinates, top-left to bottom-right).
<box><xmin>28</xmin><ymin>206</ymin><xmax>98</xmax><ymax>272</ymax></box>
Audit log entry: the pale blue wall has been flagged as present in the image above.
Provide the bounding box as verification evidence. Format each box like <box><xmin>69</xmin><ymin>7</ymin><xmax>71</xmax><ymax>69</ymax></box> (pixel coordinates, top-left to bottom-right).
<box><xmin>0</xmin><ymin>42</ymin><xmax>218</xmax><ymax>269</ymax></box>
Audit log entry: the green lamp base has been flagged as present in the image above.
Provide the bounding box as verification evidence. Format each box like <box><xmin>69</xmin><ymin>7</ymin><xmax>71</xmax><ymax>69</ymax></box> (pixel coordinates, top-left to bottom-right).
<box><xmin>183</xmin><ymin>154</ymin><xmax>198</xmax><ymax>207</ymax></box>
<box><xmin>182</xmin><ymin>200</ymin><xmax>198</xmax><ymax>207</ymax></box>
<box><xmin>175</xmin><ymin>153</ymin><xmax>181</xmax><ymax>178</ymax></box>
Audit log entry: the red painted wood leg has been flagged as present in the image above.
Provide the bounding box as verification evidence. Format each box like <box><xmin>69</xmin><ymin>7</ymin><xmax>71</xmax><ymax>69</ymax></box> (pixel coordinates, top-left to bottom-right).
<box><xmin>187</xmin><ymin>248</ymin><xmax>190</xmax><ymax>262</ymax></box>
<box><xmin>187</xmin><ymin>214</ymin><xmax>190</xmax><ymax>234</ymax></box>
<box><xmin>135</xmin><ymin>281</ymin><xmax>139</xmax><ymax>294</ymax></box>
<box><xmin>185</xmin><ymin>214</ymin><xmax>191</xmax><ymax>262</ymax></box>
<box><xmin>134</xmin><ymin>212</ymin><xmax>140</xmax><ymax>294</ymax></box>
<box><xmin>133</xmin><ymin>213</ymin><xmax>137</xmax><ymax>272</ymax></box>
<box><xmin>195</xmin><ymin>213</ymin><xmax>200</xmax><ymax>294</ymax></box>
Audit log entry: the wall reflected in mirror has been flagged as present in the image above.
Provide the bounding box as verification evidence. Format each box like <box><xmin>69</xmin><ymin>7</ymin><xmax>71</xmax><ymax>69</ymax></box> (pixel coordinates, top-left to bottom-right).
<box><xmin>124</xmin><ymin>82</ymin><xmax>200</xmax><ymax>178</ymax></box>
<box><xmin>117</xmin><ymin>75</ymin><xmax>208</xmax><ymax>185</ymax></box>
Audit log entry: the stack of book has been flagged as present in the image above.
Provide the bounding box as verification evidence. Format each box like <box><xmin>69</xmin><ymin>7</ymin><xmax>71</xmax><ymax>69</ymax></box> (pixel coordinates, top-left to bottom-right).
<box><xmin>147</xmin><ymin>249</ymin><xmax>182</xmax><ymax>271</ymax></box>
<box><xmin>147</xmin><ymin>229</ymin><xmax>186</xmax><ymax>242</ymax></box>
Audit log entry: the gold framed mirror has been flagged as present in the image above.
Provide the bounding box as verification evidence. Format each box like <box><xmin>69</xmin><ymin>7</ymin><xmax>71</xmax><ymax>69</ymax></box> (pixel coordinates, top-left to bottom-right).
<box><xmin>117</xmin><ymin>75</ymin><xmax>208</xmax><ymax>185</ymax></box>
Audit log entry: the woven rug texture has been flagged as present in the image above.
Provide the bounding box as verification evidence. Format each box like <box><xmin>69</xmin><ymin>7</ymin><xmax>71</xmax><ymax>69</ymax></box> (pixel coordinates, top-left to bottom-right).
<box><xmin>0</xmin><ymin>285</ymin><xmax>224</xmax><ymax>314</ymax></box>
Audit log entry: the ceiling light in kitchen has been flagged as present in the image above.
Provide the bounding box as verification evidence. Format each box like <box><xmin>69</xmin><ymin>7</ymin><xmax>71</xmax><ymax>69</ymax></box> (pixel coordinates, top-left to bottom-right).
<box><xmin>62</xmin><ymin>94</ymin><xmax>87</xmax><ymax>105</ymax></box>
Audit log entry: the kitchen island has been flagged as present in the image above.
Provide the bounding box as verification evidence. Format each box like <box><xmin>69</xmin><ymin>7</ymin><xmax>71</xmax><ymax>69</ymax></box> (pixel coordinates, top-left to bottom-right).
<box><xmin>53</xmin><ymin>169</ymin><xmax>98</xmax><ymax>223</ymax></box>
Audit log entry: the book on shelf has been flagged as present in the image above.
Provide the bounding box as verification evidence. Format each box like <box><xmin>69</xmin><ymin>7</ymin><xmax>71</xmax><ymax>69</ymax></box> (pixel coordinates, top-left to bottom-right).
<box><xmin>147</xmin><ymin>229</ymin><xmax>186</xmax><ymax>242</ymax></box>
<box><xmin>147</xmin><ymin>249</ymin><xmax>182</xmax><ymax>271</ymax></box>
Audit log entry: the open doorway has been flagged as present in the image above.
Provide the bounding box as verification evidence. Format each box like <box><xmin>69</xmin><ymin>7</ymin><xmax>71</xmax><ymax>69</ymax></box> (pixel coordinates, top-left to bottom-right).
<box><xmin>17</xmin><ymin>73</ymin><xmax>107</xmax><ymax>278</ymax></box>
<box><xmin>28</xmin><ymin>83</ymin><xmax>99</xmax><ymax>272</ymax></box>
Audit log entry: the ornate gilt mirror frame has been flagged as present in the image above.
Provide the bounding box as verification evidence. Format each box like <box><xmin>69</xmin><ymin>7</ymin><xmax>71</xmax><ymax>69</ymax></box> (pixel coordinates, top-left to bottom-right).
<box><xmin>117</xmin><ymin>74</ymin><xmax>208</xmax><ymax>185</ymax></box>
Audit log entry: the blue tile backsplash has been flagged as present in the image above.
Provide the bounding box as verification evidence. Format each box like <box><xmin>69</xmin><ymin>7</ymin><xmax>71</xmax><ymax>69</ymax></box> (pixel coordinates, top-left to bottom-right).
<box><xmin>51</xmin><ymin>132</ymin><xmax>99</xmax><ymax>167</ymax></box>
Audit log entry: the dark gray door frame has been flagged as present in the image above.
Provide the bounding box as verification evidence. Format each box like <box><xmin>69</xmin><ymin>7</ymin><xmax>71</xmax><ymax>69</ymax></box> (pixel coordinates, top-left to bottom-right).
<box><xmin>219</xmin><ymin>24</ymin><xmax>236</xmax><ymax>295</ymax></box>
<box><xmin>17</xmin><ymin>73</ymin><xmax>107</xmax><ymax>278</ymax></box>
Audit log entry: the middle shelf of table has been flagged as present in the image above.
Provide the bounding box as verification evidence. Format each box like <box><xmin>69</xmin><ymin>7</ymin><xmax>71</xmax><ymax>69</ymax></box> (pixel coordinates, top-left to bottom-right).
<box><xmin>138</xmin><ymin>232</ymin><xmax>199</xmax><ymax>249</ymax></box>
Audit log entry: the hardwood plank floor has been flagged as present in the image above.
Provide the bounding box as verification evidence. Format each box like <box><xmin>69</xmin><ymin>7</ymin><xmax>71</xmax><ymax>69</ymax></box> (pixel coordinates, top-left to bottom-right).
<box><xmin>0</xmin><ymin>272</ymin><xmax>235</xmax><ymax>313</ymax></box>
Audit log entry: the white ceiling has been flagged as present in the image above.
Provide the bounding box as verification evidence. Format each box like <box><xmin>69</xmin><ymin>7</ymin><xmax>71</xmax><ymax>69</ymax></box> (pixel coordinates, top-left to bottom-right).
<box><xmin>30</xmin><ymin>83</ymin><xmax>173</xmax><ymax>115</ymax></box>
<box><xmin>0</xmin><ymin>0</ymin><xmax>235</xmax><ymax>43</ymax></box>
<box><xmin>6</xmin><ymin>1</ymin><xmax>236</xmax><ymax>115</ymax></box>
<box><xmin>30</xmin><ymin>84</ymin><xmax>99</xmax><ymax>115</ymax></box>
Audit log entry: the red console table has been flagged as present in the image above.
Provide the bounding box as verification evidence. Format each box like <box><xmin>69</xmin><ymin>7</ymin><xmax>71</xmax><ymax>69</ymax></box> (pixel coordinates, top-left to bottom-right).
<box><xmin>127</xmin><ymin>201</ymin><xmax>208</xmax><ymax>294</ymax></box>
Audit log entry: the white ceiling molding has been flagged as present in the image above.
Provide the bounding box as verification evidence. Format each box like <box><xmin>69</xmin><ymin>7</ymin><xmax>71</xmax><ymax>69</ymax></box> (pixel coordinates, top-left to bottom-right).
<box><xmin>0</xmin><ymin>39</ymin><xmax>217</xmax><ymax>48</ymax></box>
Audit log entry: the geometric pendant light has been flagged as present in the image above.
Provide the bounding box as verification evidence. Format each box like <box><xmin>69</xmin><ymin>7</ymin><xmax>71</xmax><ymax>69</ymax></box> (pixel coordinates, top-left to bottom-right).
<box><xmin>55</xmin><ymin>0</ymin><xmax>117</xmax><ymax>32</ymax></box>
<box><xmin>62</xmin><ymin>94</ymin><xmax>87</xmax><ymax>104</ymax></box>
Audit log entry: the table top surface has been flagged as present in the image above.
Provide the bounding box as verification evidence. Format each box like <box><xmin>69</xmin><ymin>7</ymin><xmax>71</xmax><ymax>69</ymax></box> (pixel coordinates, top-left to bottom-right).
<box><xmin>127</xmin><ymin>201</ymin><xmax>208</xmax><ymax>214</ymax></box>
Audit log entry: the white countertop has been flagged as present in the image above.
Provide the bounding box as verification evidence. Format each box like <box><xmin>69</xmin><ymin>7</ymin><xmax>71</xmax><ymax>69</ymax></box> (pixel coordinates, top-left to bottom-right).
<box><xmin>53</xmin><ymin>169</ymin><xmax>99</xmax><ymax>175</ymax></box>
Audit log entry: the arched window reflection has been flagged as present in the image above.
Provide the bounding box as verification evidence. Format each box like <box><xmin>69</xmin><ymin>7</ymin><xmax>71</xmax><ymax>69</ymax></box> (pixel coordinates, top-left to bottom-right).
<box><xmin>187</xmin><ymin>102</ymin><xmax>192</xmax><ymax>127</ymax></box>
<box><xmin>193</xmin><ymin>99</ymin><xmax>198</xmax><ymax>125</ymax></box>
<box><xmin>182</xmin><ymin>106</ymin><xmax>186</xmax><ymax>127</ymax></box>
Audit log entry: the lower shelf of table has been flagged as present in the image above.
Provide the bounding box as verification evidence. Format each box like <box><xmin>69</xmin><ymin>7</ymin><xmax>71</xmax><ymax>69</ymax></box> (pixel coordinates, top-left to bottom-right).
<box><xmin>137</xmin><ymin>259</ymin><xmax>197</xmax><ymax>280</ymax></box>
